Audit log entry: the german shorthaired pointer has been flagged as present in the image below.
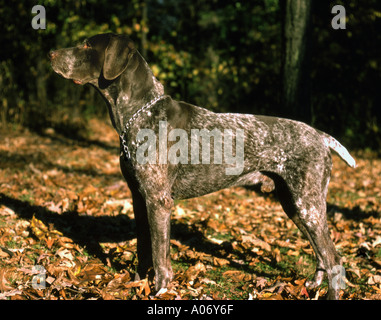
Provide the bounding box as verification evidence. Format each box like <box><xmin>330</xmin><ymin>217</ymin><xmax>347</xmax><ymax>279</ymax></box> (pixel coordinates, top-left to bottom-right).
<box><xmin>49</xmin><ymin>33</ymin><xmax>356</xmax><ymax>299</ymax></box>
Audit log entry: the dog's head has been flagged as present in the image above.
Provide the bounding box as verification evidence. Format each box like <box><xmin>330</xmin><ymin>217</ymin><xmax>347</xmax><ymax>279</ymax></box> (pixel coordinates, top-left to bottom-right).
<box><xmin>49</xmin><ymin>33</ymin><xmax>136</xmax><ymax>85</ymax></box>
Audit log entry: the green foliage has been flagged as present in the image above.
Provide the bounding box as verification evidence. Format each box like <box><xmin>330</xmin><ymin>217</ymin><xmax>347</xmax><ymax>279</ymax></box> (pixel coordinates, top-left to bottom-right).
<box><xmin>1</xmin><ymin>0</ymin><xmax>380</xmax><ymax>150</ymax></box>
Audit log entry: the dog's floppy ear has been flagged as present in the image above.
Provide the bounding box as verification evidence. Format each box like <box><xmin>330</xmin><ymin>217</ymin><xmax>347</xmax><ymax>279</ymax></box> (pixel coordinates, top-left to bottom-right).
<box><xmin>103</xmin><ymin>35</ymin><xmax>136</xmax><ymax>80</ymax></box>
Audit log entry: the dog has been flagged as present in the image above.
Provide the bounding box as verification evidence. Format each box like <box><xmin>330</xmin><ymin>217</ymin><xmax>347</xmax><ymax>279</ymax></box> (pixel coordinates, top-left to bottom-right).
<box><xmin>49</xmin><ymin>33</ymin><xmax>356</xmax><ymax>299</ymax></box>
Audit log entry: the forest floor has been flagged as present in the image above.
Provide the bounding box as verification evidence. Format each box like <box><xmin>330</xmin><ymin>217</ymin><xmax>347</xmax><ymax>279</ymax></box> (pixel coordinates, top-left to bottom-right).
<box><xmin>0</xmin><ymin>119</ymin><xmax>380</xmax><ymax>300</ymax></box>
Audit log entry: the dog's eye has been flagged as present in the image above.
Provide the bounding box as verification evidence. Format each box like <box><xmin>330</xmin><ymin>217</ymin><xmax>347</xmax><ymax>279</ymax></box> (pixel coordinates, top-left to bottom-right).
<box><xmin>83</xmin><ymin>41</ymin><xmax>91</xmax><ymax>49</ymax></box>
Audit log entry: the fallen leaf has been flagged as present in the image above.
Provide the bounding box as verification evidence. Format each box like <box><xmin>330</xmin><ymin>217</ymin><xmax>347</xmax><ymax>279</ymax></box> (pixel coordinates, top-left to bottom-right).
<box><xmin>0</xmin><ymin>247</ymin><xmax>12</xmax><ymax>258</ymax></box>
<box><xmin>0</xmin><ymin>268</ymin><xmax>13</xmax><ymax>292</ymax></box>
<box><xmin>242</xmin><ymin>235</ymin><xmax>271</xmax><ymax>252</ymax></box>
<box><xmin>368</xmin><ymin>275</ymin><xmax>381</xmax><ymax>285</ymax></box>
<box><xmin>256</xmin><ymin>277</ymin><xmax>267</xmax><ymax>289</ymax></box>
<box><xmin>260</xmin><ymin>292</ymin><xmax>284</xmax><ymax>300</ymax></box>
<box><xmin>222</xmin><ymin>270</ymin><xmax>249</xmax><ymax>282</ymax></box>
<box><xmin>372</xmin><ymin>236</ymin><xmax>381</xmax><ymax>248</ymax></box>
<box><xmin>184</xmin><ymin>261</ymin><xmax>206</xmax><ymax>284</ymax></box>
<box><xmin>30</xmin><ymin>216</ymin><xmax>49</xmax><ymax>240</ymax></box>
<box><xmin>0</xmin><ymin>289</ymin><xmax>23</xmax><ymax>299</ymax></box>
<box><xmin>213</xmin><ymin>257</ymin><xmax>230</xmax><ymax>266</ymax></box>
<box><xmin>56</xmin><ymin>248</ymin><xmax>74</xmax><ymax>261</ymax></box>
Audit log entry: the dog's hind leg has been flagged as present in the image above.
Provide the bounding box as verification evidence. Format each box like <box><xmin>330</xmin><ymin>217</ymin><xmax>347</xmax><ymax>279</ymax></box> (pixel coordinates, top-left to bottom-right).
<box><xmin>273</xmin><ymin>164</ymin><xmax>342</xmax><ymax>299</ymax></box>
<box><xmin>293</xmin><ymin>197</ymin><xmax>342</xmax><ymax>300</ymax></box>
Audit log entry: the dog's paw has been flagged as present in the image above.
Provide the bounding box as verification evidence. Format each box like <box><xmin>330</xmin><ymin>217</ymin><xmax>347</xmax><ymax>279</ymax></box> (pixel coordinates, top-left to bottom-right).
<box><xmin>305</xmin><ymin>270</ymin><xmax>325</xmax><ymax>289</ymax></box>
<box><xmin>154</xmin><ymin>267</ymin><xmax>173</xmax><ymax>291</ymax></box>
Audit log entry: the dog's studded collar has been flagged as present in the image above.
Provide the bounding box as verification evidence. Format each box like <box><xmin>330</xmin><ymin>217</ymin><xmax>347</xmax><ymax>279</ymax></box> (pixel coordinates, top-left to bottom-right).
<box><xmin>120</xmin><ymin>94</ymin><xmax>165</xmax><ymax>160</ymax></box>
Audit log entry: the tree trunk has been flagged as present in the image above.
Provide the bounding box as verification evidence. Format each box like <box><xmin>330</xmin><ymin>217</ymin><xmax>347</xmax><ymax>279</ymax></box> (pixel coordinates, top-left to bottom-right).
<box><xmin>36</xmin><ymin>58</ymin><xmax>47</xmax><ymax>110</ymax></box>
<box><xmin>141</xmin><ymin>1</ymin><xmax>148</xmax><ymax>58</ymax></box>
<box><xmin>280</xmin><ymin>0</ymin><xmax>312</xmax><ymax>124</ymax></box>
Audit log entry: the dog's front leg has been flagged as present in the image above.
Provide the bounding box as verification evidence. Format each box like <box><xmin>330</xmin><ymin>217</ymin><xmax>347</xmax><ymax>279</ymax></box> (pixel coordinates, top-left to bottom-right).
<box><xmin>145</xmin><ymin>192</ymin><xmax>174</xmax><ymax>291</ymax></box>
<box><xmin>131</xmin><ymin>190</ymin><xmax>154</xmax><ymax>281</ymax></box>
<box><xmin>120</xmin><ymin>159</ymin><xmax>155</xmax><ymax>281</ymax></box>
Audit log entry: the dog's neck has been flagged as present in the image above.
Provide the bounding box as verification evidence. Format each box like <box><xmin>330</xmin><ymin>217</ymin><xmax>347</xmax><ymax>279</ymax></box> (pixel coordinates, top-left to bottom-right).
<box><xmin>91</xmin><ymin>51</ymin><xmax>164</xmax><ymax>135</ymax></box>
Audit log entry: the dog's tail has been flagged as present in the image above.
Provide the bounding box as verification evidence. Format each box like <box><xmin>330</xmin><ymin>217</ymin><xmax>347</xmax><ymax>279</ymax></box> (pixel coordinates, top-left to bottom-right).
<box><xmin>319</xmin><ymin>131</ymin><xmax>356</xmax><ymax>168</ymax></box>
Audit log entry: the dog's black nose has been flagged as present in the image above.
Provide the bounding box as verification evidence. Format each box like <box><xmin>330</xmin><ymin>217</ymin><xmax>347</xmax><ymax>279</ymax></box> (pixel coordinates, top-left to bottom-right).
<box><xmin>48</xmin><ymin>50</ymin><xmax>58</xmax><ymax>60</ymax></box>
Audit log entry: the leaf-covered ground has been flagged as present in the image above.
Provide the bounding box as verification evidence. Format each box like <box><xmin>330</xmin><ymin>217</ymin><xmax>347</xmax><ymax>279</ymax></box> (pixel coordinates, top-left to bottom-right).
<box><xmin>0</xmin><ymin>119</ymin><xmax>380</xmax><ymax>300</ymax></box>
